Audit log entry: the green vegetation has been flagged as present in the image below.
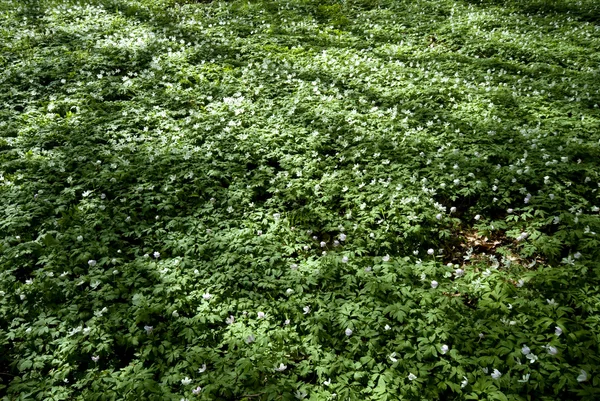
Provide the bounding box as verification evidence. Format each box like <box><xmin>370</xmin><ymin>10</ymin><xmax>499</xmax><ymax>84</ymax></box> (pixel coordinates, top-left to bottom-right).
<box><xmin>1</xmin><ymin>0</ymin><xmax>599</xmax><ymax>399</ymax></box>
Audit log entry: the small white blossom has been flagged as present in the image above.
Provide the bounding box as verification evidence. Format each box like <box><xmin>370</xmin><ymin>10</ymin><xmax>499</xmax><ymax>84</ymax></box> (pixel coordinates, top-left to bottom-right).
<box><xmin>526</xmin><ymin>353</ymin><xmax>538</xmax><ymax>363</ymax></box>
<box><xmin>323</xmin><ymin>378</ymin><xmax>331</xmax><ymax>386</ymax></box>
<box><xmin>516</xmin><ymin>279</ymin><xmax>525</xmax><ymax>287</ymax></box>
<box><xmin>303</xmin><ymin>306</ymin><xmax>310</xmax><ymax>314</ymax></box>
<box><xmin>341</xmin><ymin>256</ymin><xmax>348</xmax><ymax>263</ymax></box>
<box><xmin>144</xmin><ymin>325</ymin><xmax>153</xmax><ymax>334</ymax></box>
<box><xmin>153</xmin><ymin>251</ymin><xmax>160</xmax><ymax>259</ymax></box>
<box><xmin>384</xmin><ymin>324</ymin><xmax>391</xmax><ymax>331</ymax></box>
<box><xmin>408</xmin><ymin>373</ymin><xmax>417</xmax><ymax>381</ymax></box>
<box><xmin>389</xmin><ymin>352</ymin><xmax>398</xmax><ymax>363</ymax></box>
<box><xmin>339</xmin><ymin>233</ymin><xmax>346</xmax><ymax>241</ymax></box>
<box><xmin>226</xmin><ymin>315</ymin><xmax>235</xmax><ymax>325</ymax></box>
<box><xmin>577</xmin><ymin>370</ymin><xmax>588</xmax><ymax>382</ymax></box>
<box><xmin>382</xmin><ymin>254</ymin><xmax>390</xmax><ymax>262</ymax></box>
<box><xmin>286</xmin><ymin>288</ymin><xmax>294</xmax><ymax>295</ymax></box>
<box><xmin>91</xmin><ymin>355</ymin><xmax>100</xmax><ymax>363</ymax></box>
<box><xmin>518</xmin><ymin>374</ymin><xmax>530</xmax><ymax>383</ymax></box>
<box><xmin>246</xmin><ymin>334</ymin><xmax>255</xmax><ymax>344</ymax></box>
<box><xmin>427</xmin><ymin>248</ymin><xmax>434</xmax><ymax>255</ymax></box>
<box><xmin>257</xmin><ymin>311</ymin><xmax>265</xmax><ymax>319</ymax></box>
<box><xmin>555</xmin><ymin>326</ymin><xmax>563</xmax><ymax>337</ymax></box>
<box><xmin>440</xmin><ymin>345</ymin><xmax>449</xmax><ymax>354</ymax></box>
<box><xmin>274</xmin><ymin>363</ymin><xmax>287</xmax><ymax>372</ymax></box>
<box><xmin>192</xmin><ymin>386</ymin><xmax>202</xmax><ymax>395</ymax></box>
<box><xmin>284</xmin><ymin>319</ymin><xmax>290</xmax><ymax>325</ymax></box>
<box><xmin>521</xmin><ymin>345</ymin><xmax>531</xmax><ymax>355</ymax></box>
<box><xmin>455</xmin><ymin>268</ymin><xmax>465</xmax><ymax>278</ymax></box>
<box><xmin>345</xmin><ymin>328</ymin><xmax>353</xmax><ymax>336</ymax></box>
<box><xmin>320</xmin><ymin>241</ymin><xmax>326</xmax><ymax>247</ymax></box>
<box><xmin>491</xmin><ymin>369</ymin><xmax>502</xmax><ymax>379</ymax></box>
<box><xmin>181</xmin><ymin>377</ymin><xmax>192</xmax><ymax>385</ymax></box>
<box><xmin>88</xmin><ymin>260</ymin><xmax>97</xmax><ymax>267</ymax></box>
<box><xmin>431</xmin><ymin>280</ymin><xmax>439</xmax><ymax>289</ymax></box>
<box><xmin>474</xmin><ymin>215</ymin><xmax>481</xmax><ymax>221</ymax></box>
<box><xmin>202</xmin><ymin>293</ymin><xmax>212</xmax><ymax>300</ymax></box>
<box><xmin>547</xmin><ymin>346</ymin><xmax>558</xmax><ymax>355</ymax></box>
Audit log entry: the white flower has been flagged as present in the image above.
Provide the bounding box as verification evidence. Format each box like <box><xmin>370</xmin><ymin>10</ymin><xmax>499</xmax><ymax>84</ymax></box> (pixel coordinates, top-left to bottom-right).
<box><xmin>91</xmin><ymin>355</ymin><xmax>100</xmax><ymax>363</ymax></box>
<box><xmin>521</xmin><ymin>345</ymin><xmax>530</xmax><ymax>355</ymax></box>
<box><xmin>491</xmin><ymin>369</ymin><xmax>502</xmax><ymax>379</ymax></box>
<box><xmin>461</xmin><ymin>376</ymin><xmax>468</xmax><ymax>388</ymax></box>
<box><xmin>25</xmin><ymin>279</ymin><xmax>33</xmax><ymax>285</ymax></box>
<box><xmin>284</xmin><ymin>319</ymin><xmax>290</xmax><ymax>325</ymax></box>
<box><xmin>192</xmin><ymin>386</ymin><xmax>202</xmax><ymax>395</ymax></box>
<box><xmin>526</xmin><ymin>353</ymin><xmax>538</xmax><ymax>363</ymax></box>
<box><xmin>273</xmin><ymin>213</ymin><xmax>281</xmax><ymax>219</ymax></box>
<box><xmin>555</xmin><ymin>326</ymin><xmax>563</xmax><ymax>337</ymax></box>
<box><xmin>389</xmin><ymin>352</ymin><xmax>398</xmax><ymax>363</ymax></box>
<box><xmin>286</xmin><ymin>288</ymin><xmax>294</xmax><ymax>295</ymax></box>
<box><xmin>77</xmin><ymin>235</ymin><xmax>83</xmax><ymax>242</ymax></box>
<box><xmin>384</xmin><ymin>324</ymin><xmax>391</xmax><ymax>331</ymax></box>
<box><xmin>547</xmin><ymin>299</ymin><xmax>557</xmax><ymax>306</ymax></box>
<box><xmin>382</xmin><ymin>254</ymin><xmax>390</xmax><ymax>262</ymax></box>
<box><xmin>427</xmin><ymin>248</ymin><xmax>434</xmax><ymax>255</ymax></box>
<box><xmin>431</xmin><ymin>280</ymin><xmax>439</xmax><ymax>289</ymax></box>
<box><xmin>202</xmin><ymin>293</ymin><xmax>212</xmax><ymax>300</ymax></box>
<box><xmin>88</xmin><ymin>260</ymin><xmax>97</xmax><ymax>267</ymax></box>
<box><xmin>547</xmin><ymin>346</ymin><xmax>558</xmax><ymax>355</ymax></box>
<box><xmin>257</xmin><ymin>311</ymin><xmax>265</xmax><ymax>319</ymax></box>
<box><xmin>198</xmin><ymin>364</ymin><xmax>207</xmax><ymax>373</ymax></box>
<box><xmin>345</xmin><ymin>328</ymin><xmax>353</xmax><ymax>336</ymax></box>
<box><xmin>144</xmin><ymin>325</ymin><xmax>153</xmax><ymax>334</ymax></box>
<box><xmin>440</xmin><ymin>345</ymin><xmax>449</xmax><ymax>354</ymax></box>
<box><xmin>574</xmin><ymin>252</ymin><xmax>582</xmax><ymax>259</ymax></box>
<box><xmin>577</xmin><ymin>370</ymin><xmax>588</xmax><ymax>382</ymax></box>
<box><xmin>341</xmin><ymin>256</ymin><xmax>348</xmax><ymax>263</ymax></box>
<box><xmin>294</xmin><ymin>390</ymin><xmax>307</xmax><ymax>399</ymax></box>
<box><xmin>516</xmin><ymin>279</ymin><xmax>525</xmax><ymax>287</ymax></box>
<box><xmin>455</xmin><ymin>268</ymin><xmax>465</xmax><ymax>278</ymax></box>
<box><xmin>323</xmin><ymin>378</ymin><xmax>331</xmax><ymax>386</ymax></box>
<box><xmin>320</xmin><ymin>241</ymin><xmax>326</xmax><ymax>247</ymax></box>
<box><xmin>290</xmin><ymin>263</ymin><xmax>298</xmax><ymax>270</ymax></box>
<box><xmin>303</xmin><ymin>306</ymin><xmax>310</xmax><ymax>314</ymax></box>
<box><xmin>450</xmin><ymin>207</ymin><xmax>457</xmax><ymax>213</ymax></box>
<box><xmin>408</xmin><ymin>373</ymin><xmax>417</xmax><ymax>381</ymax></box>
<box><xmin>339</xmin><ymin>233</ymin><xmax>346</xmax><ymax>241</ymax></box>
<box><xmin>246</xmin><ymin>334</ymin><xmax>255</xmax><ymax>344</ymax></box>
<box><xmin>226</xmin><ymin>315</ymin><xmax>235</xmax><ymax>325</ymax></box>
<box><xmin>153</xmin><ymin>251</ymin><xmax>160</xmax><ymax>259</ymax></box>
<box><xmin>474</xmin><ymin>214</ymin><xmax>481</xmax><ymax>220</ymax></box>
<box><xmin>274</xmin><ymin>363</ymin><xmax>287</xmax><ymax>372</ymax></box>
<box><xmin>181</xmin><ymin>377</ymin><xmax>192</xmax><ymax>385</ymax></box>
<box><xmin>172</xmin><ymin>310</ymin><xmax>179</xmax><ymax>317</ymax></box>
<box><xmin>518</xmin><ymin>374</ymin><xmax>530</xmax><ymax>383</ymax></box>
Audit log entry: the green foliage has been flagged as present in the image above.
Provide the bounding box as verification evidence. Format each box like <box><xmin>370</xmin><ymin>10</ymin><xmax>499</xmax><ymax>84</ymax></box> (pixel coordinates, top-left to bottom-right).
<box><xmin>0</xmin><ymin>0</ymin><xmax>599</xmax><ymax>399</ymax></box>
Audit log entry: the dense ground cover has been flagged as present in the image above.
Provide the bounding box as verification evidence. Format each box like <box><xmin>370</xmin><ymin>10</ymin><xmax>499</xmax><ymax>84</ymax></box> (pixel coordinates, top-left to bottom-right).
<box><xmin>1</xmin><ymin>0</ymin><xmax>600</xmax><ymax>399</ymax></box>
